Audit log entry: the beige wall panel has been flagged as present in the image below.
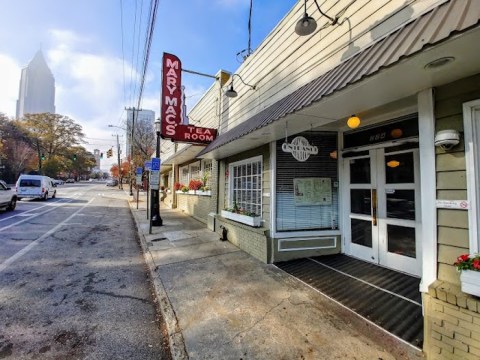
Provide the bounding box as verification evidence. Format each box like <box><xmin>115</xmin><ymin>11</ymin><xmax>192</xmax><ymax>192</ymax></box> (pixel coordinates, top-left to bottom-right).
<box><xmin>437</xmin><ymin>262</ymin><xmax>460</xmax><ymax>284</ymax></box>
<box><xmin>434</xmin><ymin>72</ymin><xmax>480</xmax><ymax>101</ymax></box>
<box><xmin>436</xmin><ymin>190</ymin><xmax>467</xmax><ymax>200</ymax></box>
<box><xmin>436</xmin><ymin>153</ymin><xmax>466</xmax><ymax>172</ymax></box>
<box><xmin>438</xmin><ymin>244</ymin><xmax>467</xmax><ymax>266</ymax></box>
<box><xmin>436</xmin><ymin>170</ymin><xmax>466</xmax><ymax>190</ymax></box>
<box><xmin>435</xmin><ymin>91</ymin><xmax>480</xmax><ymax>120</ymax></box>
<box><xmin>437</xmin><ymin>209</ymin><xmax>468</xmax><ymax>229</ymax></box>
<box><xmin>435</xmin><ymin>114</ymin><xmax>463</xmax><ymax>131</ymax></box>
<box><xmin>438</xmin><ymin>226</ymin><xmax>469</xmax><ymax>248</ymax></box>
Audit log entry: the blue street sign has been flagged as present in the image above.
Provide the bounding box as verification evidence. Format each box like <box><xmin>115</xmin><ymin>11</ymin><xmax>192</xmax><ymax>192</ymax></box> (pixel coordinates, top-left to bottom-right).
<box><xmin>136</xmin><ymin>167</ymin><xmax>143</xmax><ymax>175</ymax></box>
<box><xmin>151</xmin><ymin>158</ymin><xmax>160</xmax><ymax>171</ymax></box>
<box><xmin>144</xmin><ymin>160</ymin><xmax>152</xmax><ymax>170</ymax></box>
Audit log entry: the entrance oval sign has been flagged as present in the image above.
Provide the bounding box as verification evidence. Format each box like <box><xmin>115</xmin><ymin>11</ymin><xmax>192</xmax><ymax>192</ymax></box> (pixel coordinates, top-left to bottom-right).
<box><xmin>282</xmin><ymin>136</ymin><xmax>318</xmax><ymax>162</ymax></box>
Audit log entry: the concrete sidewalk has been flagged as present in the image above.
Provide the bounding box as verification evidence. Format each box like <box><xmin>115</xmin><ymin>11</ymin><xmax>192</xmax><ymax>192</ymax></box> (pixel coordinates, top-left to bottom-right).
<box><xmin>128</xmin><ymin>191</ymin><xmax>422</xmax><ymax>360</ymax></box>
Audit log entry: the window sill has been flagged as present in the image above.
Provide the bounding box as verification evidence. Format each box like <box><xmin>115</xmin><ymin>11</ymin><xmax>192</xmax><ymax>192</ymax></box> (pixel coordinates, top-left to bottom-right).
<box><xmin>176</xmin><ymin>190</ymin><xmax>211</xmax><ymax>196</ymax></box>
<box><xmin>221</xmin><ymin>210</ymin><xmax>262</xmax><ymax>227</ymax></box>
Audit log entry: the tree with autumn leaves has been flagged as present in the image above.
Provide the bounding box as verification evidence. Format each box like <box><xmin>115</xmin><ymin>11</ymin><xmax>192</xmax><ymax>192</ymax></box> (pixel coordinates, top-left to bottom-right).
<box><xmin>0</xmin><ymin>112</ymin><xmax>96</xmax><ymax>182</ymax></box>
<box><xmin>107</xmin><ymin>118</ymin><xmax>157</xmax><ymax>185</ymax></box>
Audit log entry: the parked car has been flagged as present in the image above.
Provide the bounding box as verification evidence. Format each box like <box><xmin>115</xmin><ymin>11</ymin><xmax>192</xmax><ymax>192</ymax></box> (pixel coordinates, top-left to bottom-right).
<box><xmin>0</xmin><ymin>180</ymin><xmax>17</xmax><ymax>211</ymax></box>
<box><xmin>106</xmin><ymin>179</ymin><xmax>118</xmax><ymax>187</ymax></box>
<box><xmin>16</xmin><ymin>175</ymin><xmax>56</xmax><ymax>201</ymax></box>
<box><xmin>65</xmin><ymin>178</ymin><xmax>75</xmax><ymax>183</ymax></box>
<box><xmin>53</xmin><ymin>179</ymin><xmax>64</xmax><ymax>185</ymax></box>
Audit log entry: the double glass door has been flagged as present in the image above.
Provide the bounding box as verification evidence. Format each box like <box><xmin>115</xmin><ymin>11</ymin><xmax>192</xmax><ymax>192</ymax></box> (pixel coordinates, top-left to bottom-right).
<box><xmin>345</xmin><ymin>147</ymin><xmax>421</xmax><ymax>276</ymax></box>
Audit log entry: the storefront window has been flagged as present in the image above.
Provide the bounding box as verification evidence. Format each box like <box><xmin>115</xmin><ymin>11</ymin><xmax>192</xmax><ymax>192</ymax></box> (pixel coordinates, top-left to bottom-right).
<box><xmin>229</xmin><ymin>156</ymin><xmax>262</xmax><ymax>216</ymax></box>
<box><xmin>180</xmin><ymin>166</ymin><xmax>189</xmax><ymax>185</ymax></box>
<box><xmin>202</xmin><ymin>160</ymin><xmax>212</xmax><ymax>188</ymax></box>
<box><xmin>276</xmin><ymin>131</ymin><xmax>338</xmax><ymax>231</ymax></box>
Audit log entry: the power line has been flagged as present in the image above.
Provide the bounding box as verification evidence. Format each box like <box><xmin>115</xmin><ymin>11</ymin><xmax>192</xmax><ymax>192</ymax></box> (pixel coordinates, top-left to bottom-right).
<box><xmin>119</xmin><ymin>0</ymin><xmax>126</xmax><ymax>105</ymax></box>
<box><xmin>129</xmin><ymin>0</ymin><xmax>139</xmax><ymax>105</ymax></box>
<box><xmin>133</xmin><ymin>0</ymin><xmax>145</xmax><ymax>104</ymax></box>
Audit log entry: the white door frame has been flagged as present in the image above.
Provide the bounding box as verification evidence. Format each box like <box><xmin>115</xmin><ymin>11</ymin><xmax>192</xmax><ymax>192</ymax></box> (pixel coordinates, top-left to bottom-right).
<box><xmin>343</xmin><ymin>144</ymin><xmax>421</xmax><ymax>276</ymax></box>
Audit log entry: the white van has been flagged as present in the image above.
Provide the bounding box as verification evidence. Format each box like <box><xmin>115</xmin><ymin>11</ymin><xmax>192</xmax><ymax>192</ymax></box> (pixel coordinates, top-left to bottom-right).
<box><xmin>16</xmin><ymin>175</ymin><xmax>56</xmax><ymax>201</ymax></box>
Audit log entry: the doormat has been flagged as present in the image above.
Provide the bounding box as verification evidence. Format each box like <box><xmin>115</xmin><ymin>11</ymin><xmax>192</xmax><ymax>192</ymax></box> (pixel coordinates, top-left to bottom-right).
<box><xmin>276</xmin><ymin>254</ymin><xmax>423</xmax><ymax>349</ymax></box>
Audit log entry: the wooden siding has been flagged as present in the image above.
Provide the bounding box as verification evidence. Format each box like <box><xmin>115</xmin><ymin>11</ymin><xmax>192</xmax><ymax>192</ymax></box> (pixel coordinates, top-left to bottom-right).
<box><xmin>220</xmin><ymin>0</ymin><xmax>444</xmax><ymax>131</ymax></box>
<box><xmin>434</xmin><ymin>73</ymin><xmax>480</xmax><ymax>284</ymax></box>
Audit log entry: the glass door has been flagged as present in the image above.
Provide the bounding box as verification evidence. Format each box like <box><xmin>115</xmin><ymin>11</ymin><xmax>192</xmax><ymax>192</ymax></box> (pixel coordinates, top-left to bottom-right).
<box><xmin>345</xmin><ymin>148</ymin><xmax>421</xmax><ymax>276</ymax></box>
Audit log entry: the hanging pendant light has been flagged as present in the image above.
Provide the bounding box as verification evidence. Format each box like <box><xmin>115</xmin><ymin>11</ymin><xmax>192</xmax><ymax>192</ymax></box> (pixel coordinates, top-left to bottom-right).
<box><xmin>295</xmin><ymin>0</ymin><xmax>317</xmax><ymax>36</ymax></box>
<box><xmin>347</xmin><ymin>114</ymin><xmax>361</xmax><ymax>129</ymax></box>
<box><xmin>225</xmin><ymin>83</ymin><xmax>238</xmax><ymax>98</ymax></box>
<box><xmin>224</xmin><ymin>74</ymin><xmax>255</xmax><ymax>98</ymax></box>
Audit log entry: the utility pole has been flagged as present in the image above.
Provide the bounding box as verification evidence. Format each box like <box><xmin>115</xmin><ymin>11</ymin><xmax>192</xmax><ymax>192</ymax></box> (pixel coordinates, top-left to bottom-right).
<box><xmin>125</xmin><ymin>106</ymin><xmax>140</xmax><ymax>196</ymax></box>
<box><xmin>116</xmin><ymin>134</ymin><xmax>122</xmax><ymax>189</ymax></box>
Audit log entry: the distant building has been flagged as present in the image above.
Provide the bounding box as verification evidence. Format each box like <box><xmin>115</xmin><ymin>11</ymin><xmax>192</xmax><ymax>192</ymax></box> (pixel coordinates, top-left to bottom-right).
<box><xmin>125</xmin><ymin>108</ymin><xmax>155</xmax><ymax>158</ymax></box>
<box><xmin>16</xmin><ymin>50</ymin><xmax>56</xmax><ymax>118</ymax></box>
<box><xmin>93</xmin><ymin>149</ymin><xmax>100</xmax><ymax>170</ymax></box>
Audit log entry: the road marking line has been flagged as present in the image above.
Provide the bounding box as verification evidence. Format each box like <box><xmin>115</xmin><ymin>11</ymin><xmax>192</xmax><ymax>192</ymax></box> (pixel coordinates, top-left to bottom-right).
<box><xmin>0</xmin><ymin>198</ymin><xmax>83</xmax><ymax>230</ymax></box>
<box><xmin>0</xmin><ymin>197</ymin><xmax>82</xmax><ymax>223</ymax></box>
<box><xmin>0</xmin><ymin>198</ymin><xmax>95</xmax><ymax>274</ymax></box>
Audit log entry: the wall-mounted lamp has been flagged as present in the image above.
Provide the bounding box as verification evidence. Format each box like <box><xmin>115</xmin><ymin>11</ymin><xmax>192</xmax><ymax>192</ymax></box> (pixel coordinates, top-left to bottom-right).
<box><xmin>225</xmin><ymin>74</ymin><xmax>256</xmax><ymax>98</ymax></box>
<box><xmin>295</xmin><ymin>0</ymin><xmax>339</xmax><ymax>36</ymax></box>
<box><xmin>347</xmin><ymin>114</ymin><xmax>361</xmax><ymax>129</ymax></box>
<box><xmin>434</xmin><ymin>129</ymin><xmax>460</xmax><ymax>151</ymax></box>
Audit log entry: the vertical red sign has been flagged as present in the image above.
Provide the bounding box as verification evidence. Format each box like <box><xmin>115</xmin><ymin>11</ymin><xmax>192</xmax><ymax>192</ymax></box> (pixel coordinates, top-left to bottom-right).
<box><xmin>161</xmin><ymin>53</ymin><xmax>182</xmax><ymax>138</ymax></box>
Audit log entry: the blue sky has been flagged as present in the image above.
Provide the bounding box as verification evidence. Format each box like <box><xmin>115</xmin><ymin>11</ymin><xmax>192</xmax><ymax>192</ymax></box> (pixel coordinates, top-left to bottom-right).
<box><xmin>0</xmin><ymin>0</ymin><xmax>297</xmax><ymax>169</ymax></box>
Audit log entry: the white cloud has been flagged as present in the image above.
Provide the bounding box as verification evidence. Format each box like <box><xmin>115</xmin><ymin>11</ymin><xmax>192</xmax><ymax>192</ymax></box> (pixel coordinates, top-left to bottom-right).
<box><xmin>0</xmin><ymin>54</ymin><xmax>21</xmax><ymax>117</ymax></box>
<box><xmin>44</xmin><ymin>29</ymin><xmax>142</xmax><ymax>168</ymax></box>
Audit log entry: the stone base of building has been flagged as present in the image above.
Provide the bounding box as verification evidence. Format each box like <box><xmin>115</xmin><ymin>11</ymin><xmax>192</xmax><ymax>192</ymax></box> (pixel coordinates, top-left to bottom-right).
<box><xmin>424</xmin><ymin>280</ymin><xmax>480</xmax><ymax>359</ymax></box>
<box><xmin>176</xmin><ymin>193</ymin><xmax>211</xmax><ymax>224</ymax></box>
<box><xmin>215</xmin><ymin>215</ymin><xmax>270</xmax><ymax>263</ymax></box>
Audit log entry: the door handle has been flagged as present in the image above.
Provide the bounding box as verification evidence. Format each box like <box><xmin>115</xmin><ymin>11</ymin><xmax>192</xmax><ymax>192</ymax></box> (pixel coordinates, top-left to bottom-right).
<box><xmin>371</xmin><ymin>188</ymin><xmax>377</xmax><ymax>226</ymax></box>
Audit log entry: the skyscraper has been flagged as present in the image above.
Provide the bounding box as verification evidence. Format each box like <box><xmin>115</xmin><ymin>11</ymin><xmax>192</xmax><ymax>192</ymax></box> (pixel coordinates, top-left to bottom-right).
<box><xmin>16</xmin><ymin>50</ymin><xmax>56</xmax><ymax>118</ymax></box>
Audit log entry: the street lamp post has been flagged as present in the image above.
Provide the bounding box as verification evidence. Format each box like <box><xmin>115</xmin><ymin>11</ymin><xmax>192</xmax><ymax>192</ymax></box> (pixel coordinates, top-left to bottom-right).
<box><xmin>151</xmin><ymin>118</ymin><xmax>163</xmax><ymax>226</ymax></box>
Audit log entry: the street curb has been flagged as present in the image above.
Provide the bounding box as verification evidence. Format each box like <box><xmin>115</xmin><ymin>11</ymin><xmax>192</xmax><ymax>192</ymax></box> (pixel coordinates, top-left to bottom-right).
<box><xmin>129</xmin><ymin>201</ymin><xmax>189</xmax><ymax>360</ymax></box>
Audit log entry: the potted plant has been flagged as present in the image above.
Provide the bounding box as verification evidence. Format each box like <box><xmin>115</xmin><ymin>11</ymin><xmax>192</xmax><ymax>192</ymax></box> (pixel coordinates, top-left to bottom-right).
<box><xmin>188</xmin><ymin>179</ymin><xmax>203</xmax><ymax>193</ymax></box>
<box><xmin>174</xmin><ymin>182</ymin><xmax>183</xmax><ymax>192</ymax></box>
<box><xmin>454</xmin><ymin>253</ymin><xmax>480</xmax><ymax>297</ymax></box>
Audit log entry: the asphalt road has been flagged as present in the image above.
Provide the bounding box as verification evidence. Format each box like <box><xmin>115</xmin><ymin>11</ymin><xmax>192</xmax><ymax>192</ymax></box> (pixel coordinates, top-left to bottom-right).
<box><xmin>0</xmin><ymin>182</ymin><xmax>170</xmax><ymax>359</ymax></box>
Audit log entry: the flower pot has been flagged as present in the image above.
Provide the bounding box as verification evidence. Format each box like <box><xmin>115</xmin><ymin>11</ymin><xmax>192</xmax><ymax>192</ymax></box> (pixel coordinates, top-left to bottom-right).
<box><xmin>221</xmin><ymin>210</ymin><xmax>262</xmax><ymax>227</ymax></box>
<box><xmin>460</xmin><ymin>270</ymin><xmax>480</xmax><ymax>297</ymax></box>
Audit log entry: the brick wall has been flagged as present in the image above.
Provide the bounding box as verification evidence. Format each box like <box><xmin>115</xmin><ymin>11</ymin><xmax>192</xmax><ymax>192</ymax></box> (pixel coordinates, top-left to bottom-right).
<box><xmin>425</xmin><ymin>282</ymin><xmax>480</xmax><ymax>359</ymax></box>
<box><xmin>215</xmin><ymin>216</ymin><xmax>270</xmax><ymax>263</ymax></box>
<box><xmin>176</xmin><ymin>193</ymin><xmax>211</xmax><ymax>224</ymax></box>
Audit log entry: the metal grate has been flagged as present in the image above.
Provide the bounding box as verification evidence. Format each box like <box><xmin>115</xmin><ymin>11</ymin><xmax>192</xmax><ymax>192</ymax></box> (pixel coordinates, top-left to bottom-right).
<box><xmin>276</xmin><ymin>254</ymin><xmax>423</xmax><ymax>349</ymax></box>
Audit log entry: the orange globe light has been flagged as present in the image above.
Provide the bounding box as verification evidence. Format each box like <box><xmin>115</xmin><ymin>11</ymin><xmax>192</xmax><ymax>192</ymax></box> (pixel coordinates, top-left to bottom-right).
<box><xmin>347</xmin><ymin>115</ymin><xmax>361</xmax><ymax>129</ymax></box>
<box><xmin>391</xmin><ymin>128</ymin><xmax>403</xmax><ymax>138</ymax></box>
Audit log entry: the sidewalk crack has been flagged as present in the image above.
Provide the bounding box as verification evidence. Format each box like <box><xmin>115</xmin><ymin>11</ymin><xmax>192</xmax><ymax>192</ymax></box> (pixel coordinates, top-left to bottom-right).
<box><xmin>227</xmin><ymin>294</ymin><xmax>292</xmax><ymax>345</ymax></box>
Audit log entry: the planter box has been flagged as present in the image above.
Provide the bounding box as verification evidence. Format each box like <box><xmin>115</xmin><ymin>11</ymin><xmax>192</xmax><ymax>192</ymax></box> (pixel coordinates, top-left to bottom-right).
<box><xmin>196</xmin><ymin>190</ymin><xmax>211</xmax><ymax>196</ymax></box>
<box><xmin>221</xmin><ymin>210</ymin><xmax>262</xmax><ymax>227</ymax></box>
<box><xmin>460</xmin><ymin>270</ymin><xmax>480</xmax><ymax>297</ymax></box>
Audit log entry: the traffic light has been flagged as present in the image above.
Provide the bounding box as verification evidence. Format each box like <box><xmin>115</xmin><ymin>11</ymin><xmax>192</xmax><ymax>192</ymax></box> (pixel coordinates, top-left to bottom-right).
<box><xmin>100</xmin><ymin>152</ymin><xmax>103</xmax><ymax>159</ymax></box>
<box><xmin>73</xmin><ymin>154</ymin><xmax>77</xmax><ymax>161</ymax></box>
<box><xmin>41</xmin><ymin>153</ymin><xmax>45</xmax><ymax>161</ymax></box>
<box><xmin>107</xmin><ymin>149</ymin><xmax>113</xmax><ymax>158</ymax></box>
